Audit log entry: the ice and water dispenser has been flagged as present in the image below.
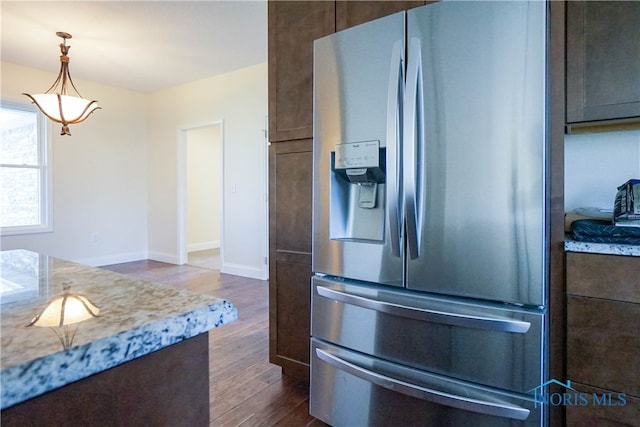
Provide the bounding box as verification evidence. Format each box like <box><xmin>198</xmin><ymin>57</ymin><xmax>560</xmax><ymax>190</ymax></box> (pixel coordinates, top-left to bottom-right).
<box><xmin>330</xmin><ymin>140</ymin><xmax>386</xmax><ymax>242</ymax></box>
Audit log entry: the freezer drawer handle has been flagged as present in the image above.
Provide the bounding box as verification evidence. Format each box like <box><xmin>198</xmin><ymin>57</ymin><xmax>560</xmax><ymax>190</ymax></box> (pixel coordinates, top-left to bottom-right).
<box><xmin>317</xmin><ymin>285</ymin><xmax>530</xmax><ymax>333</ymax></box>
<box><xmin>316</xmin><ymin>348</ymin><xmax>530</xmax><ymax>421</ymax></box>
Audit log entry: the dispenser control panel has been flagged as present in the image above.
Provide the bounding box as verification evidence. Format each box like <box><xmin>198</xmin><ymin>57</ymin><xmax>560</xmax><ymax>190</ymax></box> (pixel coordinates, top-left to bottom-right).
<box><xmin>334</xmin><ymin>141</ymin><xmax>380</xmax><ymax>169</ymax></box>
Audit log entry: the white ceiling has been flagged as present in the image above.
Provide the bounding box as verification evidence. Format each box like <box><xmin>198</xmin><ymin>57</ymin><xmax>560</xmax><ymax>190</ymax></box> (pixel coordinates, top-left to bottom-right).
<box><xmin>1</xmin><ymin>1</ymin><xmax>267</xmax><ymax>93</ymax></box>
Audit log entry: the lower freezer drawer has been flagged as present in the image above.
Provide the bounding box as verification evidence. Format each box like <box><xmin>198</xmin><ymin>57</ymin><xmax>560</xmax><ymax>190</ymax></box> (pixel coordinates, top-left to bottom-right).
<box><xmin>310</xmin><ymin>339</ymin><xmax>544</xmax><ymax>427</ymax></box>
<box><xmin>311</xmin><ymin>276</ymin><xmax>545</xmax><ymax>393</ymax></box>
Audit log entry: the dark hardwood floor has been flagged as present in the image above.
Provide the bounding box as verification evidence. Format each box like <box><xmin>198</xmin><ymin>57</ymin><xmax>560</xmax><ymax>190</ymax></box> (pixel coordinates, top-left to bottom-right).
<box><xmin>101</xmin><ymin>260</ymin><xmax>327</xmax><ymax>427</ymax></box>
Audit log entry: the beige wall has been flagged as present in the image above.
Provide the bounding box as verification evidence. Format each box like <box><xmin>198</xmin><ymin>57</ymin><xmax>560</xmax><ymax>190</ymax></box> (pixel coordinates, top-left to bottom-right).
<box><xmin>1</xmin><ymin>61</ymin><xmax>149</xmax><ymax>266</ymax></box>
<box><xmin>147</xmin><ymin>62</ymin><xmax>268</xmax><ymax>278</ymax></box>
<box><xmin>1</xmin><ymin>60</ymin><xmax>268</xmax><ymax>279</ymax></box>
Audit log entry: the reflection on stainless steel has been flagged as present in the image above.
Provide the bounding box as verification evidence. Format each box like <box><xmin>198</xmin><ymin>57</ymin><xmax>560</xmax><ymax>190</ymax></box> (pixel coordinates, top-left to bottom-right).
<box><xmin>27</xmin><ymin>282</ymin><xmax>100</xmax><ymax>350</ymax></box>
<box><xmin>313</xmin><ymin>10</ymin><xmax>404</xmax><ymax>288</ymax></box>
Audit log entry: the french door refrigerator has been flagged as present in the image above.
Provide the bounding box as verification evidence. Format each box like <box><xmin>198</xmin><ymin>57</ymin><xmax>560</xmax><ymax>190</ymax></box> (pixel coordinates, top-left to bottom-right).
<box><xmin>311</xmin><ymin>1</ymin><xmax>548</xmax><ymax>426</ymax></box>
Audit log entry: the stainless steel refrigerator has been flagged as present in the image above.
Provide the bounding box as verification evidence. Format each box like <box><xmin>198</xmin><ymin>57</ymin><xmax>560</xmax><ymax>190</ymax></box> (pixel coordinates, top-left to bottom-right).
<box><xmin>311</xmin><ymin>1</ymin><xmax>548</xmax><ymax>426</ymax></box>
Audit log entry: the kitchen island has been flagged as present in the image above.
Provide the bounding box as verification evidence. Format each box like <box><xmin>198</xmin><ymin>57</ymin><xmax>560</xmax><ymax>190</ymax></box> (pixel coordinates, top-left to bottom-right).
<box><xmin>0</xmin><ymin>249</ymin><xmax>238</xmax><ymax>426</ymax></box>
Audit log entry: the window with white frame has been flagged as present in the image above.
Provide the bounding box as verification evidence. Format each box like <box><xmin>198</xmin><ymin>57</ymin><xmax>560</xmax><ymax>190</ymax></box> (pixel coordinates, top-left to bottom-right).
<box><xmin>0</xmin><ymin>101</ymin><xmax>52</xmax><ymax>235</ymax></box>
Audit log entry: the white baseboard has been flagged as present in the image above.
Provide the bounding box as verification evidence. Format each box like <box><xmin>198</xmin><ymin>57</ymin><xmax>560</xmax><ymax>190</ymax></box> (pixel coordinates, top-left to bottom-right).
<box><xmin>74</xmin><ymin>252</ymin><xmax>267</xmax><ymax>281</ymax></box>
<box><xmin>221</xmin><ymin>262</ymin><xmax>267</xmax><ymax>280</ymax></box>
<box><xmin>187</xmin><ymin>240</ymin><xmax>220</xmax><ymax>253</ymax></box>
<box><xmin>147</xmin><ymin>251</ymin><xmax>179</xmax><ymax>265</ymax></box>
<box><xmin>76</xmin><ymin>252</ymin><xmax>149</xmax><ymax>267</ymax></box>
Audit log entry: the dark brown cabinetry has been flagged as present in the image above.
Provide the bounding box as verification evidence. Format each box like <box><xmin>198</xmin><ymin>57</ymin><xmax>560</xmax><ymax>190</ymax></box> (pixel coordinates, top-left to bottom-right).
<box><xmin>267</xmin><ymin>0</ymin><xmax>334</xmax><ymax>381</ymax></box>
<box><xmin>566</xmin><ymin>1</ymin><xmax>640</xmax><ymax>132</ymax></box>
<box><xmin>565</xmin><ymin>252</ymin><xmax>640</xmax><ymax>426</ymax></box>
<box><xmin>336</xmin><ymin>1</ymin><xmax>425</xmax><ymax>31</ymax></box>
<box><xmin>268</xmin><ymin>139</ymin><xmax>314</xmax><ymax>379</ymax></box>
<box><xmin>268</xmin><ymin>1</ymin><xmax>335</xmax><ymax>142</ymax></box>
<box><xmin>267</xmin><ymin>0</ymin><xmax>426</xmax><ymax>381</ymax></box>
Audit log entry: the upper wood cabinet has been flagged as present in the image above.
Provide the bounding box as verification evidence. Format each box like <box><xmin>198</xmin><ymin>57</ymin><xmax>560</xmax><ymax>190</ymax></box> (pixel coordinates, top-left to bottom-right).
<box><xmin>336</xmin><ymin>1</ymin><xmax>426</xmax><ymax>31</ymax></box>
<box><xmin>566</xmin><ymin>1</ymin><xmax>640</xmax><ymax>130</ymax></box>
<box><xmin>268</xmin><ymin>1</ymin><xmax>335</xmax><ymax>142</ymax></box>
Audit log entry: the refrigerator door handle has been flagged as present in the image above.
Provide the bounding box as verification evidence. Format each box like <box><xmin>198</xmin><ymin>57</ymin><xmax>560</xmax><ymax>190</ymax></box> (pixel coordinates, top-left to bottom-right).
<box><xmin>317</xmin><ymin>285</ymin><xmax>531</xmax><ymax>333</ymax></box>
<box><xmin>386</xmin><ymin>40</ymin><xmax>404</xmax><ymax>258</ymax></box>
<box><xmin>404</xmin><ymin>38</ymin><xmax>423</xmax><ymax>259</ymax></box>
<box><xmin>315</xmin><ymin>348</ymin><xmax>531</xmax><ymax>421</ymax></box>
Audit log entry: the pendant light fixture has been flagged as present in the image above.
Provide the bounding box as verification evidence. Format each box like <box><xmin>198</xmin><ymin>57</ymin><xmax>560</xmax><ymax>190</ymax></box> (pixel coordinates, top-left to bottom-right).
<box><xmin>23</xmin><ymin>32</ymin><xmax>100</xmax><ymax>136</ymax></box>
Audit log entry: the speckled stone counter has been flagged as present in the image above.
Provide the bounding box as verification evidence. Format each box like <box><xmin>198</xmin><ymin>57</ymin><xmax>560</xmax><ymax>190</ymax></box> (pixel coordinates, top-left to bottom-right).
<box><xmin>564</xmin><ymin>237</ymin><xmax>640</xmax><ymax>257</ymax></box>
<box><xmin>0</xmin><ymin>249</ymin><xmax>238</xmax><ymax>410</ymax></box>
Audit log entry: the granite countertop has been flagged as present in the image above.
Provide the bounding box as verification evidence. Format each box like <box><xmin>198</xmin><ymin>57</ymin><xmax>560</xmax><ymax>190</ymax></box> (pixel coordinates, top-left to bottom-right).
<box><xmin>564</xmin><ymin>237</ymin><xmax>640</xmax><ymax>257</ymax></box>
<box><xmin>0</xmin><ymin>249</ymin><xmax>238</xmax><ymax>409</ymax></box>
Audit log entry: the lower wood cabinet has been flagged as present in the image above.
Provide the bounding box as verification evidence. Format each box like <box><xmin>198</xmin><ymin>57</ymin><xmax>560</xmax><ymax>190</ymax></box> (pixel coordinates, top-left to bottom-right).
<box><xmin>565</xmin><ymin>383</ymin><xmax>640</xmax><ymax>427</ymax></box>
<box><xmin>567</xmin><ymin>295</ymin><xmax>639</xmax><ymax>395</ymax></box>
<box><xmin>272</xmin><ymin>259</ymin><xmax>312</xmax><ymax>379</ymax></box>
<box><xmin>268</xmin><ymin>139</ymin><xmax>313</xmax><ymax>380</ymax></box>
<box><xmin>565</xmin><ymin>252</ymin><xmax>640</xmax><ymax>425</ymax></box>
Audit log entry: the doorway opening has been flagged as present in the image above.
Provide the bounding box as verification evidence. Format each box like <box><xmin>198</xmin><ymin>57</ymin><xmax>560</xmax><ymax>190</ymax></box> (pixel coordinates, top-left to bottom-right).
<box><xmin>177</xmin><ymin>121</ymin><xmax>224</xmax><ymax>269</ymax></box>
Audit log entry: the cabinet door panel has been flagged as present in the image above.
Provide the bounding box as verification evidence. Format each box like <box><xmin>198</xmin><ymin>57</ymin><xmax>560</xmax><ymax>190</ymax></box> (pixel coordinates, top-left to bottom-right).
<box><xmin>567</xmin><ymin>1</ymin><xmax>640</xmax><ymax>124</ymax></box>
<box><xmin>566</xmin><ymin>252</ymin><xmax>640</xmax><ymax>303</ymax></box>
<box><xmin>566</xmin><ymin>382</ymin><xmax>640</xmax><ymax>427</ymax></box>
<box><xmin>274</xmin><ymin>260</ymin><xmax>312</xmax><ymax>363</ymax></box>
<box><xmin>268</xmin><ymin>1</ymin><xmax>335</xmax><ymax>142</ymax></box>
<box><xmin>273</xmin><ymin>146</ymin><xmax>312</xmax><ymax>253</ymax></box>
<box><xmin>567</xmin><ymin>295</ymin><xmax>640</xmax><ymax>396</ymax></box>
<box><xmin>268</xmin><ymin>140</ymin><xmax>313</xmax><ymax>380</ymax></box>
